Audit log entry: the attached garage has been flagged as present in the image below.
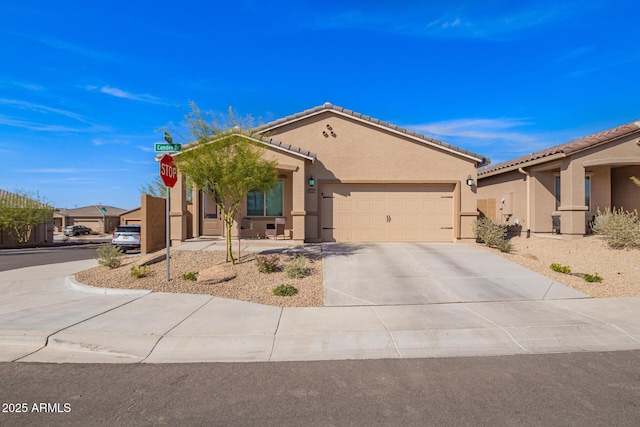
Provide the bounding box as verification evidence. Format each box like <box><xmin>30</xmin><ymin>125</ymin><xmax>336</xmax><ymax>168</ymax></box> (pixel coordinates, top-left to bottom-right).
<box><xmin>321</xmin><ymin>183</ymin><xmax>455</xmax><ymax>242</ymax></box>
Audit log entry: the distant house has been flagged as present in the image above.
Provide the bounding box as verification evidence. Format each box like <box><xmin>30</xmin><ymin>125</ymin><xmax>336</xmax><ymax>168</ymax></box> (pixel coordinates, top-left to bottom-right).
<box><xmin>477</xmin><ymin>120</ymin><xmax>640</xmax><ymax>239</ymax></box>
<box><xmin>0</xmin><ymin>189</ymin><xmax>53</xmax><ymax>248</ymax></box>
<box><xmin>119</xmin><ymin>206</ymin><xmax>141</xmax><ymax>225</ymax></box>
<box><xmin>54</xmin><ymin>205</ymin><xmax>126</xmax><ymax>234</ymax></box>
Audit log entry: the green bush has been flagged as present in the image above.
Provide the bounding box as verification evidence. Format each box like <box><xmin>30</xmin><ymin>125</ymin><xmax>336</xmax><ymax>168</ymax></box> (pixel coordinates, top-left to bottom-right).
<box><xmin>256</xmin><ymin>254</ymin><xmax>280</xmax><ymax>273</ymax></box>
<box><xmin>182</xmin><ymin>272</ymin><xmax>197</xmax><ymax>281</ymax></box>
<box><xmin>495</xmin><ymin>240</ymin><xmax>513</xmax><ymax>253</ymax></box>
<box><xmin>583</xmin><ymin>273</ymin><xmax>603</xmax><ymax>283</ymax></box>
<box><xmin>592</xmin><ymin>208</ymin><xmax>640</xmax><ymax>249</ymax></box>
<box><xmin>472</xmin><ymin>217</ymin><xmax>511</xmax><ymax>253</ymax></box>
<box><xmin>273</xmin><ymin>284</ymin><xmax>298</xmax><ymax>296</ymax></box>
<box><xmin>550</xmin><ymin>263</ymin><xmax>571</xmax><ymax>274</ymax></box>
<box><xmin>284</xmin><ymin>256</ymin><xmax>309</xmax><ymax>279</ymax></box>
<box><xmin>130</xmin><ymin>264</ymin><xmax>150</xmax><ymax>278</ymax></box>
<box><xmin>97</xmin><ymin>245</ymin><xmax>123</xmax><ymax>269</ymax></box>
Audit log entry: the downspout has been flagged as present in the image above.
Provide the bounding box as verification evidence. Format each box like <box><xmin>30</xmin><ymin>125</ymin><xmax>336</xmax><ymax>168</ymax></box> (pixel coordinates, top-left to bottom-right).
<box><xmin>517</xmin><ymin>168</ymin><xmax>531</xmax><ymax>238</ymax></box>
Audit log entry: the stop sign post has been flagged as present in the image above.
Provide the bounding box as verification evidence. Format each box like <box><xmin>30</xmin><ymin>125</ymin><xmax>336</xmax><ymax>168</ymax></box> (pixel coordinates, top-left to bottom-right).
<box><xmin>159</xmin><ymin>154</ymin><xmax>178</xmax><ymax>282</ymax></box>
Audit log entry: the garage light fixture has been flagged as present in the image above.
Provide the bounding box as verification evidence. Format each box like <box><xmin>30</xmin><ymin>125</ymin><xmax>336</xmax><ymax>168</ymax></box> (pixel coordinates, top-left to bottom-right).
<box><xmin>466</xmin><ymin>175</ymin><xmax>474</xmax><ymax>186</ymax></box>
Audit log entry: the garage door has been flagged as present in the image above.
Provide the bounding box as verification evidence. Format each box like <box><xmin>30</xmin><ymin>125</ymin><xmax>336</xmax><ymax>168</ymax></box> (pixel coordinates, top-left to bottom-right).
<box><xmin>321</xmin><ymin>184</ymin><xmax>454</xmax><ymax>242</ymax></box>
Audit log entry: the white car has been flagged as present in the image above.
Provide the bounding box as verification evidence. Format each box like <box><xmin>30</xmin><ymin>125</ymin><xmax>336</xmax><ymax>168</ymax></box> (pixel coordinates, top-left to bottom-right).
<box><xmin>112</xmin><ymin>225</ymin><xmax>141</xmax><ymax>253</ymax></box>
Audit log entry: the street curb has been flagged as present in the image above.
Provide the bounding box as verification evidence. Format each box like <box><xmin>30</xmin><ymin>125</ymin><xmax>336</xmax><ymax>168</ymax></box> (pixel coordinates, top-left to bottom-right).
<box><xmin>65</xmin><ymin>276</ymin><xmax>152</xmax><ymax>296</ymax></box>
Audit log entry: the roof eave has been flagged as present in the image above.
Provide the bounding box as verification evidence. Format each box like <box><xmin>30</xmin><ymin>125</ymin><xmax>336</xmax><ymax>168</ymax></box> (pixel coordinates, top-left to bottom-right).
<box><xmin>478</xmin><ymin>153</ymin><xmax>566</xmax><ymax>179</ymax></box>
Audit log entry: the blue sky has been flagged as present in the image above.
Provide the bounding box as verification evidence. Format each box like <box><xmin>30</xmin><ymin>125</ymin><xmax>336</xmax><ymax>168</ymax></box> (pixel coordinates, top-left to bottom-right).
<box><xmin>1</xmin><ymin>1</ymin><xmax>638</xmax><ymax>209</ymax></box>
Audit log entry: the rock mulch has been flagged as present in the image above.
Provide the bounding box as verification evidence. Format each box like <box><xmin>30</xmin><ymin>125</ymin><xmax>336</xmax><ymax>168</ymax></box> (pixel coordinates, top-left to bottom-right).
<box><xmin>464</xmin><ymin>235</ymin><xmax>640</xmax><ymax>298</ymax></box>
<box><xmin>75</xmin><ymin>249</ymin><xmax>323</xmax><ymax>307</ymax></box>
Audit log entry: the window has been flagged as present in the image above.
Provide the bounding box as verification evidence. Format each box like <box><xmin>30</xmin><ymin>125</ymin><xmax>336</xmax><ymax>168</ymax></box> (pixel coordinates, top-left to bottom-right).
<box><xmin>585</xmin><ymin>175</ymin><xmax>591</xmax><ymax>211</ymax></box>
<box><xmin>247</xmin><ymin>180</ymin><xmax>283</xmax><ymax>216</ymax></box>
<box><xmin>555</xmin><ymin>176</ymin><xmax>561</xmax><ymax>211</ymax></box>
<box><xmin>554</xmin><ymin>175</ymin><xmax>591</xmax><ymax>211</ymax></box>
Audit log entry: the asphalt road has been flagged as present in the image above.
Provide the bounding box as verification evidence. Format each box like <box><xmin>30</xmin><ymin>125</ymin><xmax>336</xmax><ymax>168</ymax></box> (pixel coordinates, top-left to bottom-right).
<box><xmin>0</xmin><ymin>245</ymin><xmax>100</xmax><ymax>272</ymax></box>
<box><xmin>1</xmin><ymin>351</ymin><xmax>639</xmax><ymax>426</ymax></box>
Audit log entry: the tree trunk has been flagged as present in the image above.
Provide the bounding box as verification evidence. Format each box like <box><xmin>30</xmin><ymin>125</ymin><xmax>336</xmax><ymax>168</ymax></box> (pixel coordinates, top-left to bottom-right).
<box><xmin>225</xmin><ymin>216</ymin><xmax>235</xmax><ymax>265</ymax></box>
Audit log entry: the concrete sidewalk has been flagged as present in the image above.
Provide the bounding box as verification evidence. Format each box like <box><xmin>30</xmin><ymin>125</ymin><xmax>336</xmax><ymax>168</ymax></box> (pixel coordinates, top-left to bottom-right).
<box><xmin>1</xmin><ymin>245</ymin><xmax>639</xmax><ymax>363</ymax></box>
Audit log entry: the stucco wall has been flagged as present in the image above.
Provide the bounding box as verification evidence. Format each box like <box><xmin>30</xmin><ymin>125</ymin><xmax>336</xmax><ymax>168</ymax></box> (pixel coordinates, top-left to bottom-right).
<box><xmin>141</xmin><ymin>194</ymin><xmax>166</xmax><ymax>254</ymax></box>
<box><xmin>267</xmin><ymin>111</ymin><xmax>479</xmax><ymax>240</ymax></box>
<box><xmin>476</xmin><ymin>170</ymin><xmax>527</xmax><ymax>228</ymax></box>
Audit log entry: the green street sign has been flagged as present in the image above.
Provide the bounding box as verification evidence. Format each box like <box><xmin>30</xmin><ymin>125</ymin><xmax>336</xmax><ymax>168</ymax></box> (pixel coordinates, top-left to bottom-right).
<box><xmin>155</xmin><ymin>143</ymin><xmax>182</xmax><ymax>152</ymax></box>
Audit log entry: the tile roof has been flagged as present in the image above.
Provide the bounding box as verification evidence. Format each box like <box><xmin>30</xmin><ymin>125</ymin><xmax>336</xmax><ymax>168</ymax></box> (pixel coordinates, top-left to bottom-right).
<box><xmin>479</xmin><ymin>120</ymin><xmax>640</xmax><ymax>177</ymax></box>
<box><xmin>55</xmin><ymin>205</ymin><xmax>126</xmax><ymax>217</ymax></box>
<box><xmin>173</xmin><ymin>132</ymin><xmax>316</xmax><ymax>161</ymax></box>
<box><xmin>256</xmin><ymin>102</ymin><xmax>489</xmax><ymax>165</ymax></box>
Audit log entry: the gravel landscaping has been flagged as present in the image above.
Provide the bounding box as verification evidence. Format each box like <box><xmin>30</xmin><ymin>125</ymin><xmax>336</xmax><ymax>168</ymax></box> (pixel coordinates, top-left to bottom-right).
<box><xmin>75</xmin><ymin>235</ymin><xmax>639</xmax><ymax>307</ymax></box>
<box><xmin>465</xmin><ymin>235</ymin><xmax>640</xmax><ymax>298</ymax></box>
<box><xmin>75</xmin><ymin>248</ymin><xmax>324</xmax><ymax>307</ymax></box>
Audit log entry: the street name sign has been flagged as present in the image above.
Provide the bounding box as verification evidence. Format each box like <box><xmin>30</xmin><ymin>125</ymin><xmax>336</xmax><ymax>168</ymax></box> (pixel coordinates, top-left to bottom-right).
<box><xmin>155</xmin><ymin>143</ymin><xmax>182</xmax><ymax>152</ymax></box>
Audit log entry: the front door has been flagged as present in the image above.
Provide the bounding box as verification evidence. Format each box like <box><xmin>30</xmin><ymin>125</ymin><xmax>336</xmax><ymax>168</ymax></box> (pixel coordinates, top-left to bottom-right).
<box><xmin>201</xmin><ymin>191</ymin><xmax>222</xmax><ymax>236</ymax></box>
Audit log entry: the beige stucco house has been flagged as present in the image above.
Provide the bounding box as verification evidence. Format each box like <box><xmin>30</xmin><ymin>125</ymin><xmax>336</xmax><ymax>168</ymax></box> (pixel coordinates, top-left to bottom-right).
<box><xmin>169</xmin><ymin>103</ymin><xmax>489</xmax><ymax>245</ymax></box>
<box><xmin>477</xmin><ymin>120</ymin><xmax>640</xmax><ymax>239</ymax></box>
<box><xmin>54</xmin><ymin>205</ymin><xmax>126</xmax><ymax>234</ymax></box>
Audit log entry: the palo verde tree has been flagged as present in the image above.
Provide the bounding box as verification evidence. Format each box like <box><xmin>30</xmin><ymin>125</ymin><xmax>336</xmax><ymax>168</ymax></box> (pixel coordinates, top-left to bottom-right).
<box><xmin>173</xmin><ymin>103</ymin><xmax>278</xmax><ymax>264</ymax></box>
<box><xmin>0</xmin><ymin>190</ymin><xmax>53</xmax><ymax>246</ymax></box>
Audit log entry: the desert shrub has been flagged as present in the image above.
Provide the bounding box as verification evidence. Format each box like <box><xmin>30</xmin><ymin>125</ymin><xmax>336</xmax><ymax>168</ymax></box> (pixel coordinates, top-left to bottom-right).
<box><xmin>495</xmin><ymin>240</ymin><xmax>513</xmax><ymax>253</ymax></box>
<box><xmin>97</xmin><ymin>245</ymin><xmax>123</xmax><ymax>269</ymax></box>
<box><xmin>583</xmin><ymin>273</ymin><xmax>603</xmax><ymax>283</ymax></box>
<box><xmin>473</xmin><ymin>217</ymin><xmax>511</xmax><ymax>252</ymax></box>
<box><xmin>592</xmin><ymin>208</ymin><xmax>640</xmax><ymax>249</ymax></box>
<box><xmin>284</xmin><ymin>256</ymin><xmax>309</xmax><ymax>279</ymax></box>
<box><xmin>182</xmin><ymin>272</ymin><xmax>197</xmax><ymax>281</ymax></box>
<box><xmin>130</xmin><ymin>264</ymin><xmax>150</xmax><ymax>278</ymax></box>
<box><xmin>255</xmin><ymin>254</ymin><xmax>280</xmax><ymax>273</ymax></box>
<box><xmin>273</xmin><ymin>284</ymin><xmax>298</xmax><ymax>296</ymax></box>
<box><xmin>550</xmin><ymin>263</ymin><xmax>571</xmax><ymax>274</ymax></box>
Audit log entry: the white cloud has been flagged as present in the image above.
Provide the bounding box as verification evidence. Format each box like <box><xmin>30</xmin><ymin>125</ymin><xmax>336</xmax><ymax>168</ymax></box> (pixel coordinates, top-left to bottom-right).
<box><xmin>0</xmin><ymin>115</ymin><xmax>99</xmax><ymax>132</ymax></box>
<box><xmin>0</xmin><ymin>98</ymin><xmax>89</xmax><ymax>123</ymax></box>
<box><xmin>92</xmin><ymin>137</ymin><xmax>130</xmax><ymax>146</ymax></box>
<box><xmin>407</xmin><ymin>117</ymin><xmax>578</xmax><ymax>164</ymax></box>
<box><xmin>93</xmin><ymin>85</ymin><xmax>171</xmax><ymax>106</ymax></box>
<box><xmin>19</xmin><ymin>168</ymin><xmax>127</xmax><ymax>174</ymax></box>
<box><xmin>409</xmin><ymin>118</ymin><xmax>536</xmax><ymax>145</ymax></box>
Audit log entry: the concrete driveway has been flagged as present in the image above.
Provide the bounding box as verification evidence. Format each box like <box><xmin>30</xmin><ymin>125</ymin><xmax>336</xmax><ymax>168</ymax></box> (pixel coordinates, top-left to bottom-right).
<box><xmin>322</xmin><ymin>243</ymin><xmax>587</xmax><ymax>306</ymax></box>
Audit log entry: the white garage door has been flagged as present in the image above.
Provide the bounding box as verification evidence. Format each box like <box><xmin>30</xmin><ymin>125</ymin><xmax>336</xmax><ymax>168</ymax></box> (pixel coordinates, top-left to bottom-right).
<box><xmin>321</xmin><ymin>184</ymin><xmax>454</xmax><ymax>242</ymax></box>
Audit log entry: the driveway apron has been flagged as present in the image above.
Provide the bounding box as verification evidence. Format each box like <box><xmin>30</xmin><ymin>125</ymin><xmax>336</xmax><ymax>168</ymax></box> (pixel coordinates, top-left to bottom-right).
<box><xmin>322</xmin><ymin>243</ymin><xmax>587</xmax><ymax>306</ymax></box>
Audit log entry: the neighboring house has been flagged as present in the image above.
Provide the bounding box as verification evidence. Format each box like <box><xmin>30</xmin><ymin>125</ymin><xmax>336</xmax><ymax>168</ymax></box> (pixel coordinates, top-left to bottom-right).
<box><xmin>120</xmin><ymin>206</ymin><xmax>141</xmax><ymax>225</ymax></box>
<box><xmin>0</xmin><ymin>189</ymin><xmax>53</xmax><ymax>248</ymax></box>
<box><xmin>169</xmin><ymin>102</ymin><xmax>489</xmax><ymax>244</ymax></box>
<box><xmin>54</xmin><ymin>205</ymin><xmax>126</xmax><ymax>234</ymax></box>
<box><xmin>477</xmin><ymin>120</ymin><xmax>640</xmax><ymax>239</ymax></box>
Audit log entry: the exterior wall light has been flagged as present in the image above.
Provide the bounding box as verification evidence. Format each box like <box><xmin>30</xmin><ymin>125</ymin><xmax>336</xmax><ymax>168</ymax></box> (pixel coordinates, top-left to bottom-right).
<box><xmin>308</xmin><ymin>176</ymin><xmax>315</xmax><ymax>187</ymax></box>
<box><xmin>466</xmin><ymin>175</ymin><xmax>474</xmax><ymax>186</ymax></box>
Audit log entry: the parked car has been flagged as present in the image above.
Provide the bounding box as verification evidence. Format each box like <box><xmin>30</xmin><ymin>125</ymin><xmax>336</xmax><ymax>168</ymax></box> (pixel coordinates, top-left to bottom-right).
<box><xmin>112</xmin><ymin>225</ymin><xmax>141</xmax><ymax>253</ymax></box>
<box><xmin>64</xmin><ymin>225</ymin><xmax>92</xmax><ymax>236</ymax></box>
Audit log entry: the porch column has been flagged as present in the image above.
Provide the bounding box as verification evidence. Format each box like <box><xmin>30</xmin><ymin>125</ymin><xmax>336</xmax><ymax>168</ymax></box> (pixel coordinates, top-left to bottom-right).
<box><xmin>169</xmin><ymin>173</ymin><xmax>188</xmax><ymax>246</ymax></box>
<box><xmin>290</xmin><ymin>165</ymin><xmax>306</xmax><ymax>242</ymax></box>
<box><xmin>192</xmin><ymin>184</ymin><xmax>201</xmax><ymax>239</ymax></box>
<box><xmin>559</xmin><ymin>158</ymin><xmax>587</xmax><ymax>239</ymax></box>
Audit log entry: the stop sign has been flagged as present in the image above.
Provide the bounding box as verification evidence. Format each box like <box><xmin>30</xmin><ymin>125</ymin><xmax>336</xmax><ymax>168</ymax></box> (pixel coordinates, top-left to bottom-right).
<box><xmin>159</xmin><ymin>154</ymin><xmax>178</xmax><ymax>188</ymax></box>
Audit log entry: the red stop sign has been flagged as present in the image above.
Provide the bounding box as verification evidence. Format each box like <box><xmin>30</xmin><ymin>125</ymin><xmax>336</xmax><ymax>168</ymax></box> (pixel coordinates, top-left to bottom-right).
<box><xmin>159</xmin><ymin>154</ymin><xmax>178</xmax><ymax>188</ymax></box>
